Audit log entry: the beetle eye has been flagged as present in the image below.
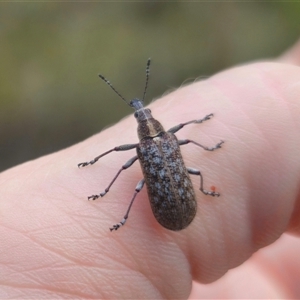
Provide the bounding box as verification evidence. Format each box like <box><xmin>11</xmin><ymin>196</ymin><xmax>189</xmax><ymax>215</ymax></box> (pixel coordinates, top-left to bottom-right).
<box><xmin>134</xmin><ymin>111</ymin><xmax>139</xmax><ymax>118</ymax></box>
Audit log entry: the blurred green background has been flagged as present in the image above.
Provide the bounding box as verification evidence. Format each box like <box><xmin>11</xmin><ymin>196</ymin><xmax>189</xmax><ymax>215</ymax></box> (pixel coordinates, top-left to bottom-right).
<box><xmin>1</xmin><ymin>2</ymin><xmax>299</xmax><ymax>172</ymax></box>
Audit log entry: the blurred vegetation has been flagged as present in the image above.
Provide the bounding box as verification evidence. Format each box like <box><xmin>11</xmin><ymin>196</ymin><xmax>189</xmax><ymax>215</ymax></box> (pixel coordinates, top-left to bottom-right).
<box><xmin>0</xmin><ymin>2</ymin><xmax>300</xmax><ymax>171</ymax></box>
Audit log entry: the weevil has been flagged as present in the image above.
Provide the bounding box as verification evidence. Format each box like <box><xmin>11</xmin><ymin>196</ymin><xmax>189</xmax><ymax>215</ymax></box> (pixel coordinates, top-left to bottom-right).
<box><xmin>78</xmin><ymin>58</ymin><xmax>224</xmax><ymax>231</ymax></box>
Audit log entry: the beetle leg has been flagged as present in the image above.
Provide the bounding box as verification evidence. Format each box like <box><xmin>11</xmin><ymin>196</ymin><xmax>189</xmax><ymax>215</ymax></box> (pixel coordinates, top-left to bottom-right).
<box><xmin>110</xmin><ymin>179</ymin><xmax>145</xmax><ymax>231</ymax></box>
<box><xmin>179</xmin><ymin>139</ymin><xmax>224</xmax><ymax>151</ymax></box>
<box><xmin>88</xmin><ymin>155</ymin><xmax>139</xmax><ymax>200</ymax></box>
<box><xmin>78</xmin><ymin>143</ymin><xmax>138</xmax><ymax>167</ymax></box>
<box><xmin>187</xmin><ymin>167</ymin><xmax>220</xmax><ymax>197</ymax></box>
<box><xmin>167</xmin><ymin>113</ymin><xmax>214</xmax><ymax>134</ymax></box>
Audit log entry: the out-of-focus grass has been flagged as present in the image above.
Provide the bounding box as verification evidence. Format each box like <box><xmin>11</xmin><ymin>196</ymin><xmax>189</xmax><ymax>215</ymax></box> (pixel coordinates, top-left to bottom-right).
<box><xmin>0</xmin><ymin>2</ymin><xmax>299</xmax><ymax>171</ymax></box>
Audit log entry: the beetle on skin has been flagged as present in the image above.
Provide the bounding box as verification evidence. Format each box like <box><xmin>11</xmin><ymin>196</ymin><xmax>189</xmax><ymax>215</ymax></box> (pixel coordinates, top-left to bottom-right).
<box><xmin>78</xmin><ymin>59</ymin><xmax>224</xmax><ymax>231</ymax></box>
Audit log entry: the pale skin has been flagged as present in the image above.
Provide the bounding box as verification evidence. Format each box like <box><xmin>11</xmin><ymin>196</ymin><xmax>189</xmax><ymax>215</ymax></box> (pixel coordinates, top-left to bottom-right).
<box><xmin>1</xmin><ymin>41</ymin><xmax>300</xmax><ymax>299</ymax></box>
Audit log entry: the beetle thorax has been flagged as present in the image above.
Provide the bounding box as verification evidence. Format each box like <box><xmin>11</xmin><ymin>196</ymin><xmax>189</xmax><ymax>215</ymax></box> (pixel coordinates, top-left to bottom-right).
<box><xmin>130</xmin><ymin>99</ymin><xmax>165</xmax><ymax>140</ymax></box>
<box><xmin>135</xmin><ymin>111</ymin><xmax>165</xmax><ymax>140</ymax></box>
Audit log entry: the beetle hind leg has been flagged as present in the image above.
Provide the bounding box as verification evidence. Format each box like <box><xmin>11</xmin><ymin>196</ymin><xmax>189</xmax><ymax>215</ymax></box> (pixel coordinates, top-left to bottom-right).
<box><xmin>187</xmin><ymin>167</ymin><xmax>220</xmax><ymax>197</ymax></box>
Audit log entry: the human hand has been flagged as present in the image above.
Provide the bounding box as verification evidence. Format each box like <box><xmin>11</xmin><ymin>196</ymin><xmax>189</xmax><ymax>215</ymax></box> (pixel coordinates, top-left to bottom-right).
<box><xmin>1</xmin><ymin>41</ymin><xmax>300</xmax><ymax>299</ymax></box>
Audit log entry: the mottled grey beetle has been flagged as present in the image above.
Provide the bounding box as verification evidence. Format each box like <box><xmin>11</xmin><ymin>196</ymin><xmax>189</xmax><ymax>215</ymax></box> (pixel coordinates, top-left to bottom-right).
<box><xmin>78</xmin><ymin>59</ymin><xmax>223</xmax><ymax>231</ymax></box>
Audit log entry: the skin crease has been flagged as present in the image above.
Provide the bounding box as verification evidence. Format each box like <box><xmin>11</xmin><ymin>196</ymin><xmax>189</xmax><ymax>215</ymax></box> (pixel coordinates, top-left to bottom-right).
<box><xmin>1</xmin><ymin>41</ymin><xmax>300</xmax><ymax>299</ymax></box>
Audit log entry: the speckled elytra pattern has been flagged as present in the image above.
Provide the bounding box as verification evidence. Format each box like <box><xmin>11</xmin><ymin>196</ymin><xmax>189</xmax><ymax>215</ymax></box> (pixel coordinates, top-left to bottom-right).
<box><xmin>137</xmin><ymin>132</ymin><xmax>196</xmax><ymax>230</ymax></box>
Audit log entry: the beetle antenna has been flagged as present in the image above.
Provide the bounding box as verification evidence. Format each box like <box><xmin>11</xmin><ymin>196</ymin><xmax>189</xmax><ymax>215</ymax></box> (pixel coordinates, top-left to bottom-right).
<box><xmin>142</xmin><ymin>58</ymin><xmax>151</xmax><ymax>102</ymax></box>
<box><xmin>98</xmin><ymin>74</ymin><xmax>129</xmax><ymax>105</ymax></box>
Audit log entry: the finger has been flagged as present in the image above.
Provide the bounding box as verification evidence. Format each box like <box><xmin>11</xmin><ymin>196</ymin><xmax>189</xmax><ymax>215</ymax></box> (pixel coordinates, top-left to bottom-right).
<box><xmin>1</xmin><ymin>62</ymin><xmax>300</xmax><ymax>299</ymax></box>
<box><xmin>189</xmin><ymin>234</ymin><xmax>300</xmax><ymax>299</ymax></box>
<box><xmin>278</xmin><ymin>38</ymin><xmax>300</xmax><ymax>66</ymax></box>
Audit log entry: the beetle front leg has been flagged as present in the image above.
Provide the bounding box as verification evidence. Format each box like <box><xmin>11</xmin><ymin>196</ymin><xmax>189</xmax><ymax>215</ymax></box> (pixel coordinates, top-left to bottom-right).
<box><xmin>179</xmin><ymin>139</ymin><xmax>224</xmax><ymax>151</ymax></box>
<box><xmin>187</xmin><ymin>167</ymin><xmax>220</xmax><ymax>197</ymax></box>
<box><xmin>78</xmin><ymin>143</ymin><xmax>138</xmax><ymax>167</ymax></box>
<box><xmin>167</xmin><ymin>113</ymin><xmax>214</xmax><ymax>134</ymax></box>
<box><xmin>88</xmin><ymin>155</ymin><xmax>139</xmax><ymax>200</ymax></box>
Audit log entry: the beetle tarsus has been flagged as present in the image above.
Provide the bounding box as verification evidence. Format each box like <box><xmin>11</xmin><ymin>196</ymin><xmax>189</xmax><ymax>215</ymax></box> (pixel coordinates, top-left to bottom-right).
<box><xmin>110</xmin><ymin>218</ymin><xmax>126</xmax><ymax>231</ymax></box>
<box><xmin>201</xmin><ymin>189</ymin><xmax>220</xmax><ymax>197</ymax></box>
<box><xmin>88</xmin><ymin>194</ymin><xmax>100</xmax><ymax>201</ymax></box>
